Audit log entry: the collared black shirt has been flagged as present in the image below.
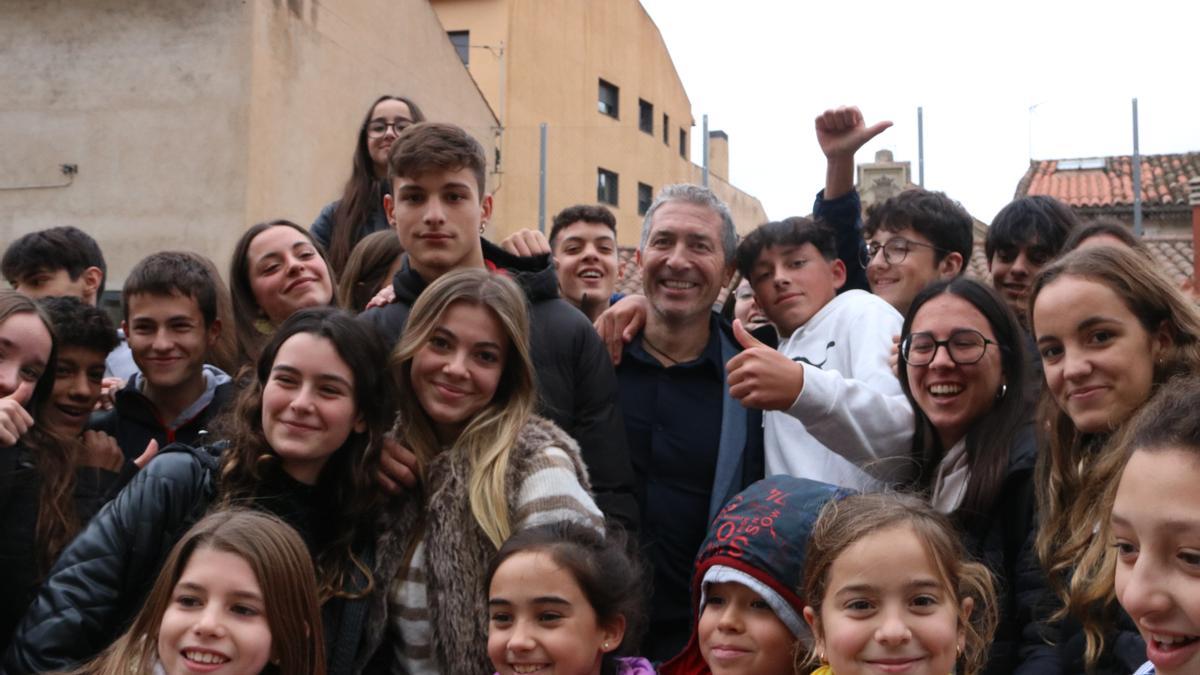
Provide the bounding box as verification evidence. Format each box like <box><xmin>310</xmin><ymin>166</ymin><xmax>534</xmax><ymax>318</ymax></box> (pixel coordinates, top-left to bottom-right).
<box><xmin>617</xmin><ymin>316</ymin><xmax>725</xmax><ymax>662</ymax></box>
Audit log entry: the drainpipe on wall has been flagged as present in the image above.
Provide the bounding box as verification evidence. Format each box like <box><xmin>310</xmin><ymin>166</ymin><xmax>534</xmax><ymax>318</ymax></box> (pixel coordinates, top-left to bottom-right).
<box><xmin>1190</xmin><ymin>176</ymin><xmax>1200</xmax><ymax>293</ymax></box>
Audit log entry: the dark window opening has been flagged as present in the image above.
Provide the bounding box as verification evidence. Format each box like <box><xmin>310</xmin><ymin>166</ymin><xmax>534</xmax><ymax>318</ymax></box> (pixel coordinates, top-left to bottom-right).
<box><xmin>662</xmin><ymin>113</ymin><xmax>669</xmax><ymax>144</ymax></box>
<box><xmin>638</xmin><ymin>182</ymin><xmax>653</xmax><ymax>215</ymax></box>
<box><xmin>598</xmin><ymin>168</ymin><xmax>619</xmax><ymax>205</ymax></box>
<box><xmin>448</xmin><ymin>31</ymin><xmax>470</xmax><ymax>66</ymax></box>
<box><xmin>639</xmin><ymin>99</ymin><xmax>654</xmax><ymax>134</ymax></box>
<box><xmin>598</xmin><ymin>79</ymin><xmax>619</xmax><ymax>119</ymax></box>
<box><xmin>679</xmin><ymin>129</ymin><xmax>688</xmax><ymax>159</ymax></box>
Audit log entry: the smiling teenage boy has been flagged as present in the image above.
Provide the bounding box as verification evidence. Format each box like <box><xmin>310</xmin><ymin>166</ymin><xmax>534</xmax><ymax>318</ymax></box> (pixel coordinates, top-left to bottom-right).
<box><xmin>548</xmin><ymin>204</ymin><xmax>623</xmax><ymax>321</ymax></box>
<box><xmin>89</xmin><ymin>252</ymin><xmax>232</xmax><ymax>459</ymax></box>
<box><xmin>2</xmin><ymin>226</ymin><xmax>138</xmax><ymax>380</ymax></box>
<box><xmin>727</xmin><ymin>218</ymin><xmax>913</xmax><ymax>490</ymax></box>
<box><xmin>862</xmin><ymin>190</ymin><xmax>973</xmax><ymax>316</ymax></box>
<box><xmin>37</xmin><ymin>297</ymin><xmax>117</xmax><ymax>440</ymax></box>
<box><xmin>361</xmin><ymin>122</ymin><xmax>638</xmax><ymax>530</ymax></box>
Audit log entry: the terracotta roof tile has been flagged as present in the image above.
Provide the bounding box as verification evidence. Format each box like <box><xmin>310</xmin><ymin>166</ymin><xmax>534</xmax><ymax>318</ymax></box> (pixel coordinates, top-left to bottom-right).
<box><xmin>1016</xmin><ymin>153</ymin><xmax>1200</xmax><ymax>209</ymax></box>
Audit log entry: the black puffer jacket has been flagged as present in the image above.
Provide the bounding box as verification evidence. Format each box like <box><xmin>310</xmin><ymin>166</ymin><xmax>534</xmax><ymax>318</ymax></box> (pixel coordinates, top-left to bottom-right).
<box><xmin>4</xmin><ymin>445</ymin><xmax>217</xmax><ymax>673</ymax></box>
<box><xmin>360</xmin><ymin>238</ymin><xmax>639</xmax><ymax>531</ymax></box>
<box><xmin>955</xmin><ymin>424</ymin><xmax>1059</xmax><ymax>675</ymax></box>
<box><xmin>4</xmin><ymin>446</ymin><xmax>370</xmax><ymax>675</ymax></box>
<box><xmin>0</xmin><ymin>441</ymin><xmax>133</xmax><ymax>654</ymax></box>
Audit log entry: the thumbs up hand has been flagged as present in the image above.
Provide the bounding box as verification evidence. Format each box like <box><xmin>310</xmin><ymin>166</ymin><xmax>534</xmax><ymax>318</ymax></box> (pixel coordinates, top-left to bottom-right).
<box><xmin>815</xmin><ymin>106</ymin><xmax>893</xmax><ymax>160</ymax></box>
<box><xmin>0</xmin><ymin>393</ymin><xmax>34</xmax><ymax>447</ymax></box>
<box><xmin>134</xmin><ymin>438</ymin><xmax>159</xmax><ymax>469</ymax></box>
<box><xmin>726</xmin><ymin>319</ymin><xmax>805</xmax><ymax>411</ymax></box>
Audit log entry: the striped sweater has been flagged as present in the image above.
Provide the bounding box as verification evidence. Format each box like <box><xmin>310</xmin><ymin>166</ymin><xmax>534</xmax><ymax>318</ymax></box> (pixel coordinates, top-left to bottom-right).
<box><xmin>359</xmin><ymin>415</ymin><xmax>604</xmax><ymax>674</ymax></box>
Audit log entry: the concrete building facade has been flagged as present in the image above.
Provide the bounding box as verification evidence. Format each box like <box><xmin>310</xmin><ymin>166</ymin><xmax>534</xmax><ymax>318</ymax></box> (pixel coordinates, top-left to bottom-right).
<box><xmin>430</xmin><ymin>0</ymin><xmax>767</xmax><ymax>244</ymax></box>
<box><xmin>0</xmin><ymin>0</ymin><xmax>498</xmax><ymax>289</ymax></box>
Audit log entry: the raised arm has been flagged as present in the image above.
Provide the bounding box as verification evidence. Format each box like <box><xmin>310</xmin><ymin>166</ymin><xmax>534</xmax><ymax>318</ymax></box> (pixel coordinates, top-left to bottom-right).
<box><xmin>813</xmin><ymin>106</ymin><xmax>892</xmax><ymax>294</ymax></box>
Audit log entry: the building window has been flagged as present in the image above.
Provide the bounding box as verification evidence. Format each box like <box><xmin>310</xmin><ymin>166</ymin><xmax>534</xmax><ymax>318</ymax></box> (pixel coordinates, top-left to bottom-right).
<box><xmin>447</xmin><ymin>31</ymin><xmax>470</xmax><ymax>66</ymax></box>
<box><xmin>639</xmin><ymin>99</ymin><xmax>653</xmax><ymax>134</ymax></box>
<box><xmin>598</xmin><ymin>79</ymin><xmax>619</xmax><ymax>119</ymax></box>
<box><xmin>597</xmin><ymin>168</ymin><xmax>619</xmax><ymax>206</ymax></box>
<box><xmin>638</xmin><ymin>182</ymin><xmax>653</xmax><ymax>215</ymax></box>
<box><xmin>679</xmin><ymin>129</ymin><xmax>687</xmax><ymax>159</ymax></box>
<box><xmin>662</xmin><ymin>113</ymin><xmax>669</xmax><ymax>144</ymax></box>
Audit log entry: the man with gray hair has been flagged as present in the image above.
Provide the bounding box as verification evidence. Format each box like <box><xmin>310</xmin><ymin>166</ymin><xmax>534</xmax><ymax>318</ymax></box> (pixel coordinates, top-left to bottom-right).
<box><xmin>615</xmin><ymin>184</ymin><xmax>765</xmax><ymax>660</ymax></box>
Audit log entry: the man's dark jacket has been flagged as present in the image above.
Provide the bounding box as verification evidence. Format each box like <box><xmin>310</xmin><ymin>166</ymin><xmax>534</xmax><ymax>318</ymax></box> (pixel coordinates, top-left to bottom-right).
<box><xmin>360</xmin><ymin>239</ymin><xmax>640</xmax><ymax>530</ymax></box>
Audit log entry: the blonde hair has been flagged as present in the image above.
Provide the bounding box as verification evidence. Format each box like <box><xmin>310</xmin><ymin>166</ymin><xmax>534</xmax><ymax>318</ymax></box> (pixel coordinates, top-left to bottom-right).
<box><xmin>1072</xmin><ymin>375</ymin><xmax>1200</xmax><ymax>664</ymax></box>
<box><xmin>799</xmin><ymin>493</ymin><xmax>998</xmax><ymax>675</ymax></box>
<box><xmin>1027</xmin><ymin>245</ymin><xmax>1200</xmax><ymax>655</ymax></box>
<box><xmin>391</xmin><ymin>268</ymin><xmax>536</xmax><ymax>548</ymax></box>
<box><xmin>66</xmin><ymin>509</ymin><xmax>325</xmax><ymax>675</ymax></box>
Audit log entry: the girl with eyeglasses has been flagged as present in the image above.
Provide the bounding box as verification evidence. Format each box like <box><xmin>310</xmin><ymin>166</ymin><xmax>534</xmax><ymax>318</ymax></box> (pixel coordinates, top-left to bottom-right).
<box><xmin>1028</xmin><ymin>245</ymin><xmax>1200</xmax><ymax>674</ymax></box>
<box><xmin>310</xmin><ymin>95</ymin><xmax>425</xmax><ymax>276</ymax></box>
<box><xmin>898</xmin><ymin>277</ymin><xmax>1053</xmax><ymax>674</ymax></box>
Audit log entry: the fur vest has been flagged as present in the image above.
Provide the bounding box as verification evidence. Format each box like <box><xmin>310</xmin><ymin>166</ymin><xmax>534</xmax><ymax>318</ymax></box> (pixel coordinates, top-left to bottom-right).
<box><xmin>358</xmin><ymin>415</ymin><xmax>598</xmax><ymax>674</ymax></box>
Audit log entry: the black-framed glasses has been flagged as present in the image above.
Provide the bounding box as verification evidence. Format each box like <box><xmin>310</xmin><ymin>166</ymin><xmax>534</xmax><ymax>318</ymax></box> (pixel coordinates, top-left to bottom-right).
<box><xmin>860</xmin><ymin>237</ymin><xmax>949</xmax><ymax>268</ymax></box>
<box><xmin>365</xmin><ymin>118</ymin><xmax>413</xmax><ymax>138</ymax></box>
<box><xmin>901</xmin><ymin>329</ymin><xmax>997</xmax><ymax>366</ymax></box>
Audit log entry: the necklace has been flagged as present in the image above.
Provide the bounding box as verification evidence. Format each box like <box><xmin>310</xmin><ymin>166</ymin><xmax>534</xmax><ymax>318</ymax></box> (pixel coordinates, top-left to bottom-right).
<box><xmin>642</xmin><ymin>336</ymin><xmax>682</xmax><ymax>366</ymax></box>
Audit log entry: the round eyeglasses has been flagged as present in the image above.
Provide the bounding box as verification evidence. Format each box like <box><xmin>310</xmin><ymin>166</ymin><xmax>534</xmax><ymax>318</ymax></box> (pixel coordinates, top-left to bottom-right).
<box><xmin>901</xmin><ymin>329</ymin><xmax>997</xmax><ymax>366</ymax></box>
<box><xmin>860</xmin><ymin>237</ymin><xmax>949</xmax><ymax>269</ymax></box>
<box><xmin>365</xmin><ymin>118</ymin><xmax>413</xmax><ymax>138</ymax></box>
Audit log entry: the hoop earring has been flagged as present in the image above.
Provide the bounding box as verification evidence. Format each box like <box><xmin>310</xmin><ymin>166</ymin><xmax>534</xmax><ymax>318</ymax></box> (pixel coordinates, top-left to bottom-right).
<box><xmin>996</xmin><ymin>383</ymin><xmax>1007</xmax><ymax>400</ymax></box>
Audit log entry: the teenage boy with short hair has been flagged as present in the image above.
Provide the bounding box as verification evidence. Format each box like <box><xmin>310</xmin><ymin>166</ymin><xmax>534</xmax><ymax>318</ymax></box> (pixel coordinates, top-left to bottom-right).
<box><xmin>361</xmin><ymin>122</ymin><xmax>638</xmax><ymax>530</ymax></box>
<box><xmin>88</xmin><ymin>252</ymin><xmax>232</xmax><ymax>459</ymax></box>
<box><xmin>2</xmin><ymin>226</ymin><xmax>137</xmax><ymax>380</ymax></box>
<box><xmin>728</xmin><ymin>217</ymin><xmax>913</xmax><ymax>490</ymax></box>
<box><xmin>985</xmin><ymin>195</ymin><xmax>1080</xmax><ymax>323</ymax></box>
<box><xmin>38</xmin><ymin>297</ymin><xmax>119</xmax><ymax>441</ymax></box>
<box><xmin>548</xmin><ymin>204</ymin><xmax>623</xmax><ymax>321</ymax></box>
<box><xmin>496</xmin><ymin>204</ymin><xmax>624</xmax><ymax>321</ymax></box>
<box><xmin>863</xmin><ymin>189</ymin><xmax>973</xmax><ymax>315</ymax></box>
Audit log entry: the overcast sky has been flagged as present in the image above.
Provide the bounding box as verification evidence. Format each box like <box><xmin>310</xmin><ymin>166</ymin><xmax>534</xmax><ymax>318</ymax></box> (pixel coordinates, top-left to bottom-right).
<box><xmin>640</xmin><ymin>0</ymin><xmax>1200</xmax><ymax>224</ymax></box>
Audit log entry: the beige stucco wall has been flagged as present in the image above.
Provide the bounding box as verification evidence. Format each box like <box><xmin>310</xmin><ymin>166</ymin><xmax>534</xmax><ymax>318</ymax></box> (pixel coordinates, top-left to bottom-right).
<box><xmin>0</xmin><ymin>0</ymin><xmax>253</xmax><ymax>290</ymax></box>
<box><xmin>0</xmin><ymin>0</ymin><xmax>497</xmax><ymax>289</ymax></box>
<box><xmin>432</xmin><ymin>0</ymin><xmax>766</xmax><ymax>244</ymax></box>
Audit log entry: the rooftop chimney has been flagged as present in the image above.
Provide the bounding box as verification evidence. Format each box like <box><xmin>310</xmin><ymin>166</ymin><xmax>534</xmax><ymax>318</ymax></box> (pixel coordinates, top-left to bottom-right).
<box><xmin>707</xmin><ymin>130</ymin><xmax>729</xmax><ymax>180</ymax></box>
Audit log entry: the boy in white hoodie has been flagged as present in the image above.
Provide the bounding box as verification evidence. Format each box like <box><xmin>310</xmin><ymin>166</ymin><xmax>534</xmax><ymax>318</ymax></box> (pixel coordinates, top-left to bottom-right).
<box><xmin>727</xmin><ymin>217</ymin><xmax>913</xmax><ymax>490</ymax></box>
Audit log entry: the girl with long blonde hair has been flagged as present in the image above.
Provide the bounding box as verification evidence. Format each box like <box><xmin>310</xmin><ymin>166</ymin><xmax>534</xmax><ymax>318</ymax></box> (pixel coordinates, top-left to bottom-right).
<box><xmin>365</xmin><ymin>268</ymin><xmax>604</xmax><ymax>674</ymax></box>
<box><xmin>1028</xmin><ymin>245</ymin><xmax>1200</xmax><ymax>670</ymax></box>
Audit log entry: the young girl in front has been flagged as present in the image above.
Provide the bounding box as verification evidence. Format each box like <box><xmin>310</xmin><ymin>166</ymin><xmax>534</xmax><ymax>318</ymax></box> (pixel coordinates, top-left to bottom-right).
<box><xmin>486</xmin><ymin>522</ymin><xmax>651</xmax><ymax>675</ymax></box>
<box><xmin>364</xmin><ymin>268</ymin><xmax>604</xmax><ymax>674</ymax></box>
<box><xmin>1087</xmin><ymin>375</ymin><xmax>1200</xmax><ymax>675</ymax></box>
<box><xmin>660</xmin><ymin>475</ymin><xmax>850</xmax><ymax>675</ymax></box>
<box><xmin>801</xmin><ymin>493</ymin><xmax>998</xmax><ymax>675</ymax></box>
<box><xmin>71</xmin><ymin>509</ymin><xmax>325</xmax><ymax>675</ymax></box>
<box><xmin>8</xmin><ymin>308</ymin><xmax>394</xmax><ymax>675</ymax></box>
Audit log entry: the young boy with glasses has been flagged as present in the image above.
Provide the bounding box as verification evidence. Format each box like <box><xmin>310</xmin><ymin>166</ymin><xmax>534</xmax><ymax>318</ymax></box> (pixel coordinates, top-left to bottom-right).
<box><xmin>813</xmin><ymin>106</ymin><xmax>973</xmax><ymax>317</ymax></box>
<box><xmin>862</xmin><ymin>189</ymin><xmax>974</xmax><ymax>316</ymax></box>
